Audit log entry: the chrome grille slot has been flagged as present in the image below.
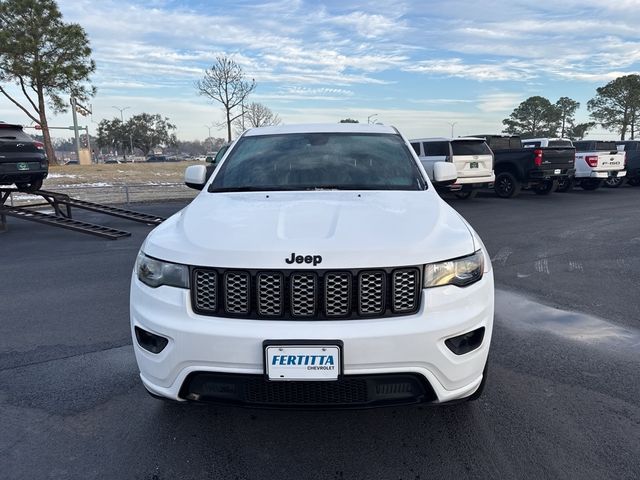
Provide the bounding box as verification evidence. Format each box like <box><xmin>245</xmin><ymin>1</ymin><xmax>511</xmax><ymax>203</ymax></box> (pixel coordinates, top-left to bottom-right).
<box><xmin>290</xmin><ymin>273</ymin><xmax>317</xmax><ymax>317</ymax></box>
<box><xmin>325</xmin><ymin>272</ymin><xmax>351</xmax><ymax>316</ymax></box>
<box><xmin>358</xmin><ymin>271</ymin><xmax>385</xmax><ymax>315</ymax></box>
<box><xmin>194</xmin><ymin>269</ymin><xmax>217</xmax><ymax>312</ymax></box>
<box><xmin>257</xmin><ymin>272</ymin><xmax>283</xmax><ymax>316</ymax></box>
<box><xmin>224</xmin><ymin>271</ymin><xmax>250</xmax><ymax>314</ymax></box>
<box><xmin>392</xmin><ymin>268</ymin><xmax>419</xmax><ymax>313</ymax></box>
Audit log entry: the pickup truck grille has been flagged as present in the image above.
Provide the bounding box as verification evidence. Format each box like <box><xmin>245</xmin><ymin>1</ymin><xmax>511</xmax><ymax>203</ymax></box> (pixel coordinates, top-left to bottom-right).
<box><xmin>191</xmin><ymin>267</ymin><xmax>421</xmax><ymax>320</ymax></box>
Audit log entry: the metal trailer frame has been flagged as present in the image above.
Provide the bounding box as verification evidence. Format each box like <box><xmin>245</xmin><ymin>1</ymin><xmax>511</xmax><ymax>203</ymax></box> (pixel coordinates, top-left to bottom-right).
<box><xmin>0</xmin><ymin>188</ymin><xmax>165</xmax><ymax>239</ymax></box>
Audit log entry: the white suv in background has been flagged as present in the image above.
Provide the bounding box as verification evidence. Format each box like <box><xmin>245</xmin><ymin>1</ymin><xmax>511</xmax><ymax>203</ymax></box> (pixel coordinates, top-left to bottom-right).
<box><xmin>130</xmin><ymin>124</ymin><xmax>494</xmax><ymax>408</ymax></box>
<box><xmin>410</xmin><ymin>137</ymin><xmax>494</xmax><ymax>199</ymax></box>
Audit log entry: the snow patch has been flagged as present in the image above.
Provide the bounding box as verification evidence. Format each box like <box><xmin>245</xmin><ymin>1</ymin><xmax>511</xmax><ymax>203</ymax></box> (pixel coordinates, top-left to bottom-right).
<box><xmin>47</xmin><ymin>173</ymin><xmax>78</xmax><ymax>179</ymax></box>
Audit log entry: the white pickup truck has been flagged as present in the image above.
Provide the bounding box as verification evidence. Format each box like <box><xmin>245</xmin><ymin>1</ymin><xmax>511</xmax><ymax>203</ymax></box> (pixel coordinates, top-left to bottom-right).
<box><xmin>572</xmin><ymin>140</ymin><xmax>626</xmax><ymax>190</ymax></box>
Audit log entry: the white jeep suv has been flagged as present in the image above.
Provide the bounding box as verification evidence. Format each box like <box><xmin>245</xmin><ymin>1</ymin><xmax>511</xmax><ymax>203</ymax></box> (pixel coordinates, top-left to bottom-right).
<box><xmin>130</xmin><ymin>124</ymin><xmax>494</xmax><ymax>408</ymax></box>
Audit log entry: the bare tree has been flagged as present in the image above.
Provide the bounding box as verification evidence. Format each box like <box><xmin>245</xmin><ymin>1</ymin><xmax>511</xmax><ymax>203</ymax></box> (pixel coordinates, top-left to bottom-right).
<box><xmin>196</xmin><ymin>56</ymin><xmax>256</xmax><ymax>142</ymax></box>
<box><xmin>234</xmin><ymin>102</ymin><xmax>281</xmax><ymax>135</ymax></box>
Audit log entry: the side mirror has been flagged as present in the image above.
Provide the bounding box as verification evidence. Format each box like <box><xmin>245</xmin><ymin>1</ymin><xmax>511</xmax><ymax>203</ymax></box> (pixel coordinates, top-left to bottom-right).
<box><xmin>433</xmin><ymin>162</ymin><xmax>457</xmax><ymax>186</ymax></box>
<box><xmin>185</xmin><ymin>165</ymin><xmax>207</xmax><ymax>190</ymax></box>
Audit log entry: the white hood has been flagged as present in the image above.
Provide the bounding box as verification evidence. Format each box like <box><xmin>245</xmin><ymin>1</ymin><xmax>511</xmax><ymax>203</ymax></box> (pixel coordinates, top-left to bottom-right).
<box><xmin>143</xmin><ymin>190</ymin><xmax>475</xmax><ymax>269</ymax></box>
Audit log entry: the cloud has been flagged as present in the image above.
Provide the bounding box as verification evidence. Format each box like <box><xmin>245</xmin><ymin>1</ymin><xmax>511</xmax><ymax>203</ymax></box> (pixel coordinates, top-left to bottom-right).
<box><xmin>409</xmin><ymin>99</ymin><xmax>475</xmax><ymax>105</ymax></box>
<box><xmin>2</xmin><ymin>0</ymin><xmax>636</xmax><ymax>142</ymax></box>
<box><xmin>476</xmin><ymin>93</ymin><xmax>525</xmax><ymax>113</ymax></box>
<box><xmin>405</xmin><ymin>59</ymin><xmax>534</xmax><ymax>81</ymax></box>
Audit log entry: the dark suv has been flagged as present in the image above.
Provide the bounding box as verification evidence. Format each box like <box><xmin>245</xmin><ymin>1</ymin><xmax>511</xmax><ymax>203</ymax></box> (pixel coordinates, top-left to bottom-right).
<box><xmin>617</xmin><ymin>141</ymin><xmax>640</xmax><ymax>187</ymax></box>
<box><xmin>0</xmin><ymin>122</ymin><xmax>48</xmax><ymax>192</ymax></box>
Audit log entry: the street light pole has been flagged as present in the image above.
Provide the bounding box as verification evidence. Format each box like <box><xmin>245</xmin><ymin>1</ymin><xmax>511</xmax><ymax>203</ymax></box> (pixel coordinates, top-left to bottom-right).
<box><xmin>204</xmin><ymin>124</ymin><xmax>215</xmax><ymax>152</ymax></box>
<box><xmin>112</xmin><ymin>105</ymin><xmax>130</xmax><ymax>161</ymax></box>
<box><xmin>446</xmin><ymin>121</ymin><xmax>458</xmax><ymax>137</ymax></box>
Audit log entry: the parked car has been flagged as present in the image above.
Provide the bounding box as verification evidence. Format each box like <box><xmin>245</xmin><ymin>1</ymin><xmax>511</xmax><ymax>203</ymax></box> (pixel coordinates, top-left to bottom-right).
<box><xmin>146</xmin><ymin>155</ymin><xmax>167</xmax><ymax>163</ymax></box>
<box><xmin>616</xmin><ymin>141</ymin><xmax>640</xmax><ymax>187</ymax></box>
<box><xmin>131</xmin><ymin>123</ymin><xmax>494</xmax><ymax>408</ymax></box>
<box><xmin>409</xmin><ymin>137</ymin><xmax>494</xmax><ymax>199</ymax></box>
<box><xmin>470</xmin><ymin>134</ymin><xmax>575</xmax><ymax>198</ymax></box>
<box><xmin>571</xmin><ymin>141</ymin><xmax>626</xmax><ymax>190</ymax></box>
<box><xmin>0</xmin><ymin>121</ymin><xmax>48</xmax><ymax>192</ymax></box>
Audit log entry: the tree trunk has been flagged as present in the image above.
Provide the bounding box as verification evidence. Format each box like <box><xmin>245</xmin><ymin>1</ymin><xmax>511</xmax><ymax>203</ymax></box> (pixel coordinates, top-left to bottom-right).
<box><xmin>37</xmin><ymin>88</ymin><xmax>57</xmax><ymax>165</ymax></box>
<box><xmin>226</xmin><ymin>108</ymin><xmax>232</xmax><ymax>142</ymax></box>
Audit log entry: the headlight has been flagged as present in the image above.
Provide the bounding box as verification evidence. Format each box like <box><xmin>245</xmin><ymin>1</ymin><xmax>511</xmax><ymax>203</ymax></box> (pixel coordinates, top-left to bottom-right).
<box><xmin>424</xmin><ymin>250</ymin><xmax>484</xmax><ymax>288</ymax></box>
<box><xmin>136</xmin><ymin>251</ymin><xmax>189</xmax><ymax>289</ymax></box>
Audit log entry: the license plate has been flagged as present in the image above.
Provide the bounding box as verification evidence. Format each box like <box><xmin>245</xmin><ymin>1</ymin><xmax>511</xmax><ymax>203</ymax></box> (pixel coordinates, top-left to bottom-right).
<box><xmin>470</xmin><ymin>162</ymin><xmax>478</xmax><ymax>169</ymax></box>
<box><xmin>265</xmin><ymin>344</ymin><xmax>341</xmax><ymax>381</ymax></box>
<box><xmin>554</xmin><ymin>169</ymin><xmax>561</xmax><ymax>174</ymax></box>
<box><xmin>16</xmin><ymin>162</ymin><xmax>29</xmax><ymax>171</ymax></box>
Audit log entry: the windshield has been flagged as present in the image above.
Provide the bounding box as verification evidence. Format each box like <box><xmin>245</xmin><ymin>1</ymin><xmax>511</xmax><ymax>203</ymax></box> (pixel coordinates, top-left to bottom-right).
<box><xmin>548</xmin><ymin>140</ymin><xmax>573</xmax><ymax>147</ymax></box>
<box><xmin>574</xmin><ymin>141</ymin><xmax>617</xmax><ymax>152</ymax></box>
<box><xmin>209</xmin><ymin>133</ymin><xmax>426</xmax><ymax>192</ymax></box>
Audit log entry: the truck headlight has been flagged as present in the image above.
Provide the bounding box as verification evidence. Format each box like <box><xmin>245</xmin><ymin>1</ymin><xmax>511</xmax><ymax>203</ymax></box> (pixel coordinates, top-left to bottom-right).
<box><xmin>424</xmin><ymin>250</ymin><xmax>484</xmax><ymax>288</ymax></box>
<box><xmin>136</xmin><ymin>251</ymin><xmax>189</xmax><ymax>288</ymax></box>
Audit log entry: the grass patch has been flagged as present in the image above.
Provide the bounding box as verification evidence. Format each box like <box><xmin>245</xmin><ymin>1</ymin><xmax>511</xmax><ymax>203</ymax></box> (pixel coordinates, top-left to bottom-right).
<box><xmin>46</xmin><ymin>161</ymin><xmax>201</xmax><ymax>187</ymax></box>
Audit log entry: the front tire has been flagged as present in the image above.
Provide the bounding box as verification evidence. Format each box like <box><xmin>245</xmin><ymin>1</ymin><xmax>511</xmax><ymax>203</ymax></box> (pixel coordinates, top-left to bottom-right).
<box><xmin>494</xmin><ymin>172</ymin><xmax>521</xmax><ymax>198</ymax></box>
<box><xmin>533</xmin><ymin>180</ymin><xmax>558</xmax><ymax>195</ymax></box>
<box><xmin>580</xmin><ymin>179</ymin><xmax>602</xmax><ymax>190</ymax></box>
<box><xmin>604</xmin><ymin>176</ymin><xmax>624</xmax><ymax>188</ymax></box>
<box><xmin>627</xmin><ymin>177</ymin><xmax>640</xmax><ymax>186</ymax></box>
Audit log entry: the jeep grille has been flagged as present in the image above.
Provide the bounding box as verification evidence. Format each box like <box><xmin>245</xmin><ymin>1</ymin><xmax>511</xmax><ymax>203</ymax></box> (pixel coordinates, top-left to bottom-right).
<box><xmin>191</xmin><ymin>267</ymin><xmax>421</xmax><ymax>320</ymax></box>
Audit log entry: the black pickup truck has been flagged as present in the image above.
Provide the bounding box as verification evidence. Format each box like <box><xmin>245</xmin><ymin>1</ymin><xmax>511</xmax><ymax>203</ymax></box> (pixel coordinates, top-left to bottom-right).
<box><xmin>469</xmin><ymin>134</ymin><xmax>575</xmax><ymax>198</ymax></box>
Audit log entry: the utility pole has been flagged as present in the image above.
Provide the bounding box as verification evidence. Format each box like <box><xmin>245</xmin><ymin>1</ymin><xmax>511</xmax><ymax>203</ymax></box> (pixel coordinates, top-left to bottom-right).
<box><xmin>70</xmin><ymin>97</ymin><xmax>81</xmax><ymax>163</ymax></box>
<box><xmin>112</xmin><ymin>105</ymin><xmax>130</xmax><ymax>161</ymax></box>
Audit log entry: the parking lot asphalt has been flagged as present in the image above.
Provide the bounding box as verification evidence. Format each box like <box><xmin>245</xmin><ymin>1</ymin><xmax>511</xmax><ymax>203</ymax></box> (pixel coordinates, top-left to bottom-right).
<box><xmin>1</xmin><ymin>187</ymin><xmax>639</xmax><ymax>479</ymax></box>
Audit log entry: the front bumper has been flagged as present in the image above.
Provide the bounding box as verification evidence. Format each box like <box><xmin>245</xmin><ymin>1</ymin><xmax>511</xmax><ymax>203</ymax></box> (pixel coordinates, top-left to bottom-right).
<box><xmin>130</xmin><ymin>271</ymin><xmax>494</xmax><ymax>406</ymax></box>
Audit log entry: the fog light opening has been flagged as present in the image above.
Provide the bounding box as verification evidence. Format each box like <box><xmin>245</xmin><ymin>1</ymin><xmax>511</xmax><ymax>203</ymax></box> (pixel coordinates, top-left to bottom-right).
<box><xmin>445</xmin><ymin>327</ymin><xmax>485</xmax><ymax>355</ymax></box>
<box><xmin>135</xmin><ymin>326</ymin><xmax>169</xmax><ymax>354</ymax></box>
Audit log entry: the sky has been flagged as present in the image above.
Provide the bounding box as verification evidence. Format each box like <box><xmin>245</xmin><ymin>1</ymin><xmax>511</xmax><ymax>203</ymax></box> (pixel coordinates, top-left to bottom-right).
<box><xmin>1</xmin><ymin>0</ymin><xmax>639</xmax><ymax>141</ymax></box>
